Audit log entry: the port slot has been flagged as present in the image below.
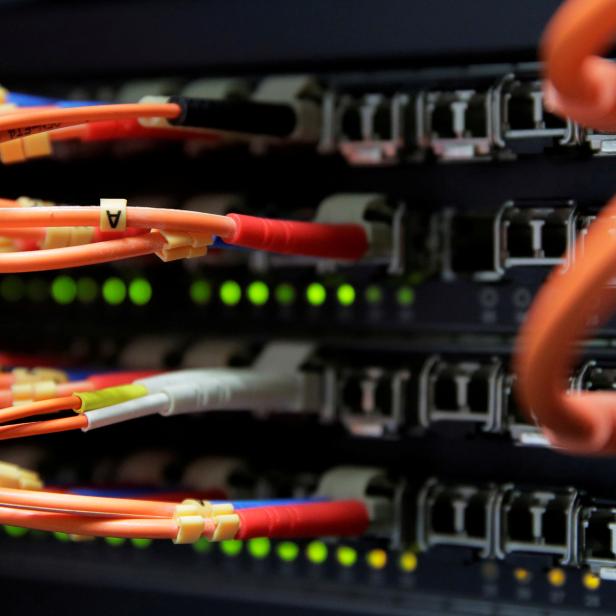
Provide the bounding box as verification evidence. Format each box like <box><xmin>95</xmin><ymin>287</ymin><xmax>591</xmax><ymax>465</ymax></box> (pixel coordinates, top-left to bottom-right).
<box><xmin>417</xmin><ymin>479</ymin><xmax>495</xmax><ymax>556</ymax></box>
<box><xmin>495</xmin><ymin>488</ymin><xmax>577</xmax><ymax>562</ymax></box>
<box><xmin>496</xmin><ymin>201</ymin><xmax>578</xmax><ymax>273</ymax></box>
<box><xmin>581</xmin><ymin>507</ymin><xmax>616</xmax><ymax>567</ymax></box>
<box><xmin>501</xmin><ymin>78</ymin><xmax>569</xmax><ymax>140</ymax></box>
<box><xmin>337</xmin><ymin>93</ymin><xmax>409</xmax><ymax>165</ymax></box>
<box><xmin>338</xmin><ymin>368</ymin><xmax>408</xmax><ymax>437</ymax></box>
<box><xmin>423</xmin><ymin>89</ymin><xmax>492</xmax><ymax>160</ymax></box>
<box><xmin>418</xmin><ymin>356</ymin><xmax>503</xmax><ymax>431</ymax></box>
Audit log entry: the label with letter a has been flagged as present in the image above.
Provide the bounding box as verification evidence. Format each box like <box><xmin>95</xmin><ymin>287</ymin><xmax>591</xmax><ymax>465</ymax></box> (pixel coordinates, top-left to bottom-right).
<box><xmin>100</xmin><ymin>198</ymin><xmax>127</xmax><ymax>231</ymax></box>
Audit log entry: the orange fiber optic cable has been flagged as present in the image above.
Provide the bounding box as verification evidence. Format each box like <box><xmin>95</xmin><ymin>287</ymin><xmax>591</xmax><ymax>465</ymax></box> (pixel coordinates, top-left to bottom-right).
<box><xmin>516</xmin><ymin>0</ymin><xmax>616</xmax><ymax>453</ymax></box>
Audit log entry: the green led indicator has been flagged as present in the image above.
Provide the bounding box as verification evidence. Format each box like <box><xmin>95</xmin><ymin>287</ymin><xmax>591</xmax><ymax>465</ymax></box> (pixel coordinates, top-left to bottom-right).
<box><xmin>130</xmin><ymin>537</ymin><xmax>152</xmax><ymax>549</ymax></box>
<box><xmin>104</xmin><ymin>536</ymin><xmax>126</xmax><ymax>547</ymax></box>
<box><xmin>408</xmin><ymin>271</ymin><xmax>425</xmax><ymax>286</ymax></box>
<box><xmin>248</xmin><ymin>537</ymin><xmax>271</xmax><ymax>559</ymax></box>
<box><xmin>277</xmin><ymin>541</ymin><xmax>299</xmax><ymax>562</ymax></box>
<box><xmin>306</xmin><ymin>540</ymin><xmax>328</xmax><ymax>564</ymax></box>
<box><xmin>219</xmin><ymin>280</ymin><xmax>242</xmax><ymax>306</ymax></box>
<box><xmin>0</xmin><ymin>276</ymin><xmax>24</xmax><ymax>302</ymax></box>
<box><xmin>193</xmin><ymin>537</ymin><xmax>212</xmax><ymax>554</ymax></box>
<box><xmin>51</xmin><ymin>275</ymin><xmax>77</xmax><ymax>305</ymax></box>
<box><xmin>102</xmin><ymin>277</ymin><xmax>126</xmax><ymax>305</ymax></box>
<box><xmin>365</xmin><ymin>285</ymin><xmax>383</xmax><ymax>305</ymax></box>
<box><xmin>26</xmin><ymin>278</ymin><xmax>48</xmax><ymax>303</ymax></box>
<box><xmin>247</xmin><ymin>281</ymin><xmax>269</xmax><ymax>306</ymax></box>
<box><xmin>129</xmin><ymin>277</ymin><xmax>152</xmax><ymax>306</ymax></box>
<box><xmin>4</xmin><ymin>525</ymin><xmax>28</xmax><ymax>538</ymax></box>
<box><xmin>76</xmin><ymin>277</ymin><xmax>98</xmax><ymax>304</ymax></box>
<box><xmin>190</xmin><ymin>280</ymin><xmax>211</xmax><ymax>305</ymax></box>
<box><xmin>220</xmin><ymin>539</ymin><xmax>243</xmax><ymax>557</ymax></box>
<box><xmin>53</xmin><ymin>531</ymin><xmax>70</xmax><ymax>542</ymax></box>
<box><xmin>275</xmin><ymin>283</ymin><xmax>296</xmax><ymax>306</ymax></box>
<box><xmin>306</xmin><ymin>283</ymin><xmax>327</xmax><ymax>307</ymax></box>
<box><xmin>336</xmin><ymin>284</ymin><xmax>356</xmax><ymax>307</ymax></box>
<box><xmin>397</xmin><ymin>286</ymin><xmax>415</xmax><ymax>307</ymax></box>
<box><xmin>336</xmin><ymin>545</ymin><xmax>358</xmax><ymax>567</ymax></box>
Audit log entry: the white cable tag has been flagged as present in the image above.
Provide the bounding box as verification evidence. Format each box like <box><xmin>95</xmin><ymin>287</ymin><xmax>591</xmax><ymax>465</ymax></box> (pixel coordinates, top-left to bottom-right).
<box><xmin>99</xmin><ymin>198</ymin><xmax>127</xmax><ymax>232</ymax></box>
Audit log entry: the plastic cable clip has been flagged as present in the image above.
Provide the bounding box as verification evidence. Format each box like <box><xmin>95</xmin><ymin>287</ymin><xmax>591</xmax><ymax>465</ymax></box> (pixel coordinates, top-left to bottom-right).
<box><xmin>154</xmin><ymin>229</ymin><xmax>213</xmax><ymax>262</ymax></box>
<box><xmin>173</xmin><ymin>499</ymin><xmax>209</xmax><ymax>544</ymax></box>
<box><xmin>42</xmin><ymin>226</ymin><xmax>94</xmax><ymax>250</ymax></box>
<box><xmin>12</xmin><ymin>379</ymin><xmax>58</xmax><ymax>404</ymax></box>
<box><xmin>211</xmin><ymin>514</ymin><xmax>241</xmax><ymax>541</ymax></box>
<box><xmin>0</xmin><ymin>461</ymin><xmax>43</xmax><ymax>490</ymax></box>
<box><xmin>12</xmin><ymin>368</ymin><xmax>68</xmax><ymax>384</ymax></box>
<box><xmin>17</xmin><ymin>196</ymin><xmax>56</xmax><ymax>207</ymax></box>
<box><xmin>0</xmin><ymin>133</ymin><xmax>52</xmax><ymax>165</ymax></box>
<box><xmin>99</xmin><ymin>198</ymin><xmax>127</xmax><ymax>232</ymax></box>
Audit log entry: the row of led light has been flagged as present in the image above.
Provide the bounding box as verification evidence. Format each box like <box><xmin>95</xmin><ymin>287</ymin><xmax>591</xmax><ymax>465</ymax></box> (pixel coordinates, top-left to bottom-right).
<box><xmin>2</xmin><ymin>524</ymin><xmax>414</xmax><ymax>571</ymax></box>
<box><xmin>2</xmin><ymin>524</ymin><xmax>606</xmax><ymax>590</ymax></box>
<box><xmin>0</xmin><ymin>275</ymin><xmax>418</xmax><ymax>308</ymax></box>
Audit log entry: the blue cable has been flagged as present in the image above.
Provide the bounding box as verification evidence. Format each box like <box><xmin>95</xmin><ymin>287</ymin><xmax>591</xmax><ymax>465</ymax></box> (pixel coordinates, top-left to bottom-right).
<box><xmin>63</xmin><ymin>488</ymin><xmax>326</xmax><ymax>506</ymax></box>
<box><xmin>5</xmin><ymin>91</ymin><xmax>102</xmax><ymax>108</ymax></box>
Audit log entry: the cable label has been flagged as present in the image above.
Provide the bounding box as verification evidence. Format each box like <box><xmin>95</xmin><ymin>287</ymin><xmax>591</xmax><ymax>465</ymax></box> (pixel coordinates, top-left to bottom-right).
<box><xmin>99</xmin><ymin>198</ymin><xmax>127</xmax><ymax>232</ymax></box>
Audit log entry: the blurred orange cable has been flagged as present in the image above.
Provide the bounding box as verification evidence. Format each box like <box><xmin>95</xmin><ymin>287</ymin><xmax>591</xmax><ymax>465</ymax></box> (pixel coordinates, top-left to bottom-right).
<box><xmin>0</xmin><ymin>485</ymin><xmax>178</xmax><ymax>517</ymax></box>
<box><xmin>0</xmin><ymin>102</ymin><xmax>181</xmax><ymax>143</ymax></box>
<box><xmin>0</xmin><ymin>415</ymin><xmax>86</xmax><ymax>439</ymax></box>
<box><xmin>542</xmin><ymin>0</ymin><xmax>616</xmax><ymax>130</ymax></box>
<box><xmin>0</xmin><ymin>232</ymin><xmax>164</xmax><ymax>273</ymax></box>
<box><xmin>0</xmin><ymin>505</ymin><xmax>208</xmax><ymax>539</ymax></box>
<box><xmin>516</xmin><ymin>0</ymin><xmax>616</xmax><ymax>453</ymax></box>
<box><xmin>0</xmin><ymin>395</ymin><xmax>79</xmax><ymax>424</ymax></box>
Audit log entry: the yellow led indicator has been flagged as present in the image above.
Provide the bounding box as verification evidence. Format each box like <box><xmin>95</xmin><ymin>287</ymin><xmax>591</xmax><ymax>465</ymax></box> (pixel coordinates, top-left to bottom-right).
<box><xmin>583</xmin><ymin>571</ymin><xmax>601</xmax><ymax>591</ymax></box>
<box><xmin>366</xmin><ymin>548</ymin><xmax>388</xmax><ymax>570</ymax></box>
<box><xmin>399</xmin><ymin>551</ymin><xmax>417</xmax><ymax>572</ymax></box>
<box><xmin>548</xmin><ymin>567</ymin><xmax>566</xmax><ymax>587</ymax></box>
<box><xmin>336</xmin><ymin>545</ymin><xmax>357</xmax><ymax>567</ymax></box>
<box><xmin>514</xmin><ymin>567</ymin><xmax>531</xmax><ymax>583</ymax></box>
